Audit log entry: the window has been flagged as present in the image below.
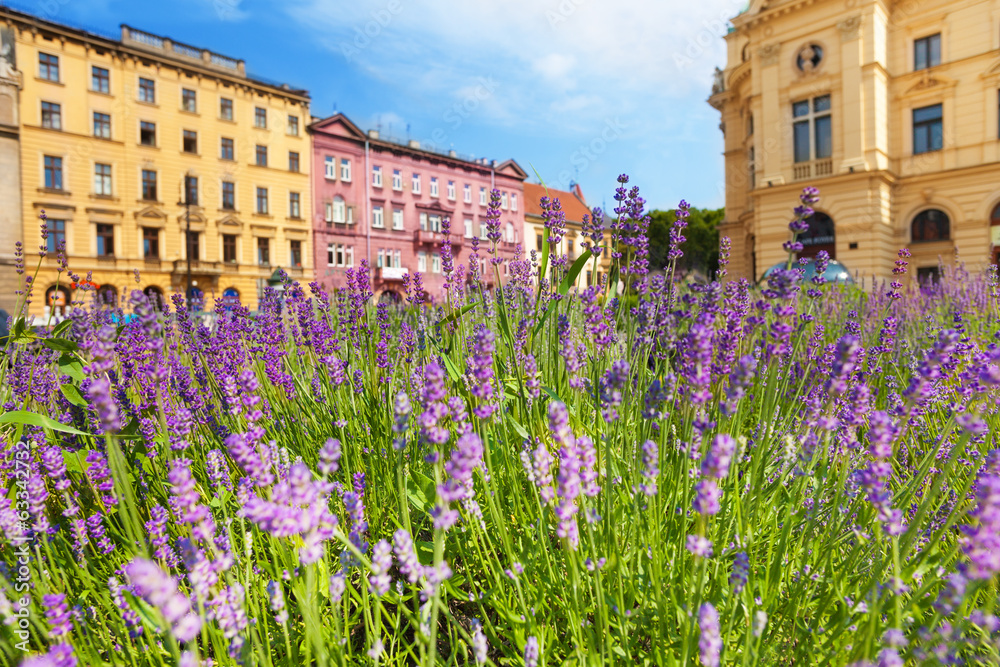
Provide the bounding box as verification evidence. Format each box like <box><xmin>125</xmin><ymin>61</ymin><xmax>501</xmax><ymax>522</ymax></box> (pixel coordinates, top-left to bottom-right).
<box><xmin>47</xmin><ymin>220</ymin><xmax>66</xmax><ymax>254</ymax></box>
<box><xmin>464</xmin><ymin>184</ymin><xmax>472</xmax><ymax>203</ymax></box>
<box><xmin>792</xmin><ymin>95</ymin><xmax>831</xmax><ymax>163</ymax></box>
<box><xmin>39</xmin><ymin>53</ymin><xmax>59</xmax><ymax>82</ymax></box>
<box><xmin>511</xmin><ymin>193</ymin><xmax>518</xmax><ymax>212</ymax></box>
<box><xmin>392</xmin><ymin>169</ymin><xmax>402</xmax><ymax>191</ymax></box>
<box><xmin>289</xmin><ymin>192</ymin><xmax>301</xmax><ymax>218</ymax></box>
<box><xmin>429</xmin><ymin>214</ymin><xmax>441</xmax><ymax>232</ymax></box>
<box><xmin>221</xmin><ymin>137</ymin><xmax>235</xmax><ymax>160</ymax></box>
<box><xmin>222</xmin><ymin>181</ymin><xmax>235</xmax><ymax>210</ymax></box>
<box><xmin>916</xmin><ymin>266</ymin><xmax>940</xmax><ymax>284</ymax></box>
<box><xmin>94</xmin><ymin>163</ymin><xmax>112</xmax><ymax>196</ymax></box>
<box><xmin>142</xmin><ymin>227</ymin><xmax>159</xmax><ymax>259</ymax></box>
<box><xmin>182</xmin><ymin>89</ymin><xmax>197</xmax><ymax>113</ymax></box>
<box><xmin>913</xmin><ymin>104</ymin><xmax>943</xmax><ymax>154</ymax></box>
<box><xmin>447</xmin><ymin>181</ymin><xmax>456</xmax><ymax>200</ymax></box>
<box><xmin>288</xmin><ymin>115</ymin><xmax>299</xmax><ymax>135</ymax></box>
<box><xmin>92</xmin><ymin>66</ymin><xmax>110</xmax><ymax>93</ymax></box>
<box><xmin>142</xmin><ymin>170</ymin><xmax>157</xmax><ymax>200</ymax></box>
<box><xmin>255</xmin><ymin>145</ymin><xmax>268</xmax><ymax>167</ymax></box>
<box><xmin>138</xmin><ymin>77</ymin><xmax>155</xmax><ymax>103</ymax></box>
<box><xmin>465</xmin><ymin>218</ymin><xmax>473</xmax><ymax>238</ymax></box>
<box><xmin>140</xmin><ymin>121</ymin><xmax>156</xmax><ymax>146</ymax></box>
<box><xmin>257</xmin><ymin>237</ymin><xmax>270</xmax><ymax>265</ymax></box>
<box><xmin>183</xmin><ymin>130</ymin><xmax>198</xmax><ymax>154</ymax></box>
<box><xmin>290</xmin><ymin>240</ymin><xmax>302</xmax><ymax>267</ymax></box>
<box><xmin>393</xmin><ymin>250</ymin><xmax>401</xmax><ymax>268</ymax></box>
<box><xmin>186</xmin><ymin>231</ymin><xmax>200</xmax><ymax>261</ymax></box>
<box><xmin>93</xmin><ymin>112</ymin><xmax>111</xmax><ymax>139</ymax></box>
<box><xmin>911</xmin><ymin>209</ymin><xmax>950</xmax><ymax>242</ymax></box>
<box><xmin>372</xmin><ymin>165</ymin><xmax>383</xmax><ymax>187</ymax></box>
<box><xmin>332</xmin><ymin>196</ymin><xmax>346</xmax><ymax>224</ymax></box>
<box><xmin>325</xmin><ymin>156</ymin><xmax>336</xmax><ymax>179</ymax></box>
<box><xmin>536</xmin><ymin>233</ymin><xmax>542</xmax><ymax>251</ymax></box>
<box><xmin>393</xmin><ymin>208</ymin><xmax>404</xmax><ymax>230</ymax></box>
<box><xmin>501</xmin><ymin>192</ymin><xmax>508</xmax><ymax>209</ymax></box>
<box><xmin>431</xmin><ymin>253</ymin><xmax>441</xmax><ymax>274</ymax></box>
<box><xmin>220</xmin><ymin>97</ymin><xmax>234</xmax><ymax>121</ymax></box>
<box><xmin>377</xmin><ymin>249</ymin><xmax>385</xmax><ymax>268</ymax></box>
<box><xmin>288</xmin><ymin>151</ymin><xmax>300</xmax><ymax>172</ymax></box>
<box><xmin>223</xmin><ymin>234</ymin><xmax>238</xmax><ymax>263</ymax></box>
<box><xmin>914</xmin><ymin>34</ymin><xmax>941</xmax><ymax>71</ymax></box>
<box><xmin>748</xmin><ymin>114</ymin><xmax>754</xmax><ymax>137</ymax></box>
<box><xmin>430</xmin><ymin>177</ymin><xmax>439</xmax><ymax>197</ymax></box>
<box><xmin>327</xmin><ymin>243</ymin><xmax>353</xmax><ymax>267</ymax></box>
<box><xmin>372</xmin><ymin>205</ymin><xmax>384</xmax><ymax>228</ymax></box>
<box><xmin>417</xmin><ymin>251</ymin><xmax>427</xmax><ymax>272</ymax></box>
<box><xmin>324</xmin><ymin>202</ymin><xmax>333</xmax><ymax>224</ymax></box>
<box><xmin>412</xmin><ymin>173</ymin><xmax>421</xmax><ymax>194</ymax></box>
<box><xmin>184</xmin><ymin>175</ymin><xmax>198</xmax><ymax>205</ymax></box>
<box><xmin>506</xmin><ymin>222</ymin><xmax>515</xmax><ymax>243</ymax></box>
<box><xmin>479</xmin><ymin>187</ymin><xmax>487</xmax><ymax>205</ymax></box>
<box><xmin>341</xmin><ymin>158</ymin><xmax>352</xmax><ymax>181</ymax></box>
<box><xmin>749</xmin><ymin>146</ymin><xmax>757</xmax><ymax>190</ymax></box>
<box><xmin>41</xmin><ymin>102</ymin><xmax>61</xmax><ymax>130</ymax></box>
<box><xmin>568</xmin><ymin>239</ymin><xmax>575</xmax><ymax>259</ymax></box>
<box><xmin>43</xmin><ymin>156</ymin><xmax>63</xmax><ymax>190</ymax></box>
<box><xmin>256</xmin><ymin>187</ymin><xmax>269</xmax><ymax>214</ymax></box>
<box><xmin>96</xmin><ymin>223</ymin><xmax>114</xmax><ymax>257</ymax></box>
<box><xmin>254</xmin><ymin>107</ymin><xmax>267</xmax><ymax>128</ymax></box>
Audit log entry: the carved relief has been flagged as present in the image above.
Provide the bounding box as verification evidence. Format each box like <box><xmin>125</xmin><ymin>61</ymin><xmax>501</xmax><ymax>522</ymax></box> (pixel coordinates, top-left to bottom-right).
<box><xmin>837</xmin><ymin>15</ymin><xmax>862</xmax><ymax>41</ymax></box>
<box><xmin>759</xmin><ymin>43</ymin><xmax>781</xmax><ymax>67</ymax></box>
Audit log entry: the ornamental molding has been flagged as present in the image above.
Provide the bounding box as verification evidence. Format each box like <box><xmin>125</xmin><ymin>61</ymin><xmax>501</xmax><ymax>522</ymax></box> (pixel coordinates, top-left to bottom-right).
<box><xmin>759</xmin><ymin>43</ymin><xmax>781</xmax><ymax>67</ymax></box>
<box><xmin>837</xmin><ymin>15</ymin><xmax>862</xmax><ymax>41</ymax></box>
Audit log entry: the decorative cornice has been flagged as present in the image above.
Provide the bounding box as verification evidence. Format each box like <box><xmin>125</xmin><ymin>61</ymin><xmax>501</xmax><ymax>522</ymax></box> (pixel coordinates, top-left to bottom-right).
<box><xmin>837</xmin><ymin>15</ymin><xmax>862</xmax><ymax>41</ymax></box>
<box><xmin>759</xmin><ymin>43</ymin><xmax>781</xmax><ymax>67</ymax></box>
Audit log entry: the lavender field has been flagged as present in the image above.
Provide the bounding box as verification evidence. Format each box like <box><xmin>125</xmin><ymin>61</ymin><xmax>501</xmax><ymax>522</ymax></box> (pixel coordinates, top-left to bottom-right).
<box><xmin>1</xmin><ymin>183</ymin><xmax>999</xmax><ymax>666</ymax></box>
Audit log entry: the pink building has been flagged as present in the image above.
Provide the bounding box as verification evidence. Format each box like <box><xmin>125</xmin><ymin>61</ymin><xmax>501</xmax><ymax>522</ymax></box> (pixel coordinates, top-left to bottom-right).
<box><xmin>308</xmin><ymin>114</ymin><xmax>527</xmax><ymax>301</ymax></box>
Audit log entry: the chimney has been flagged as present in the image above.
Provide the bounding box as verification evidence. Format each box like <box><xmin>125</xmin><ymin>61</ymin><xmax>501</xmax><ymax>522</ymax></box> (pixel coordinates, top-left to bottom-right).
<box><xmin>408</xmin><ymin>139</ymin><xmax>421</xmax><ymax>149</ymax></box>
<box><xmin>572</xmin><ymin>182</ymin><xmax>585</xmax><ymax>204</ymax></box>
<box><xmin>448</xmin><ymin>149</ymin><xmax>457</xmax><ymax>157</ymax></box>
<box><xmin>368</xmin><ymin>129</ymin><xmax>379</xmax><ymax>139</ymax></box>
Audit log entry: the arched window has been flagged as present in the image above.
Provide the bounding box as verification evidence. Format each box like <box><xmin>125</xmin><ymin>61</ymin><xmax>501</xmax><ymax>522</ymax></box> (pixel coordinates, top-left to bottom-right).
<box><xmin>990</xmin><ymin>202</ymin><xmax>1000</xmax><ymax>227</ymax></box>
<box><xmin>911</xmin><ymin>209</ymin><xmax>950</xmax><ymax>242</ymax></box>
<box><xmin>96</xmin><ymin>285</ymin><xmax>117</xmax><ymax>308</ymax></box>
<box><xmin>45</xmin><ymin>285</ymin><xmax>71</xmax><ymax>318</ymax></box>
<box><xmin>221</xmin><ymin>287</ymin><xmax>240</xmax><ymax>311</ymax></box>
<box><xmin>143</xmin><ymin>286</ymin><xmax>164</xmax><ymax>310</ymax></box>
<box><xmin>742</xmin><ymin>43</ymin><xmax>751</xmax><ymax>63</ymax></box>
<box><xmin>799</xmin><ymin>212</ymin><xmax>836</xmax><ymax>259</ymax></box>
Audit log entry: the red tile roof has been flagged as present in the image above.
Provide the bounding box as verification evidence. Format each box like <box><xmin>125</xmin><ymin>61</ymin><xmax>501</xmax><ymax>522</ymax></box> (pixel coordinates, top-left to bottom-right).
<box><xmin>523</xmin><ymin>182</ymin><xmax>592</xmax><ymax>224</ymax></box>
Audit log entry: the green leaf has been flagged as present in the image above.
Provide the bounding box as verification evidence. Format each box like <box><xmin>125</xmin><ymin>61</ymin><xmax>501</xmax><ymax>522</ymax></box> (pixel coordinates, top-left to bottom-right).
<box><xmin>59</xmin><ymin>384</ymin><xmax>88</xmax><ymax>408</ymax></box>
<box><xmin>51</xmin><ymin>319</ymin><xmax>74</xmax><ymax>336</ymax></box>
<box><xmin>509</xmin><ymin>419</ymin><xmax>530</xmax><ymax>441</ymax></box>
<box><xmin>405</xmin><ymin>472</ymin><xmax>435</xmax><ymax>514</ymax></box>
<box><xmin>0</xmin><ymin>410</ymin><xmax>88</xmax><ymax>435</ymax></box>
<box><xmin>63</xmin><ymin>449</ymin><xmax>91</xmax><ymax>474</ymax></box>
<box><xmin>440</xmin><ymin>352</ymin><xmax>463</xmax><ymax>385</ymax></box>
<box><xmin>43</xmin><ymin>337</ymin><xmax>78</xmax><ymax>353</ymax></box>
<box><xmin>438</xmin><ymin>303</ymin><xmax>476</xmax><ymax>327</ymax></box>
<box><xmin>557</xmin><ymin>249</ymin><xmax>594</xmax><ymax>297</ymax></box>
<box><xmin>12</xmin><ymin>318</ymin><xmax>25</xmax><ymax>339</ymax></box>
<box><xmin>58</xmin><ymin>354</ymin><xmax>85</xmax><ymax>382</ymax></box>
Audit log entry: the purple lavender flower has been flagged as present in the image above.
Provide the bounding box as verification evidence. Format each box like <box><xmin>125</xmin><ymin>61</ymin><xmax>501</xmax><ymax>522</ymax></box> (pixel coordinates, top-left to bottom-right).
<box><xmin>686</xmin><ymin>534</ymin><xmax>714</xmax><ymax>558</ymax></box>
<box><xmin>43</xmin><ymin>594</ymin><xmax>72</xmax><ymax>638</ymax></box>
<box><xmin>961</xmin><ymin>473</ymin><xmax>1000</xmax><ymax>579</ymax></box>
<box><xmin>369</xmin><ymin>539</ymin><xmax>393</xmax><ymax>596</ymax></box>
<box><xmin>693</xmin><ymin>480</ymin><xmax>721</xmax><ymax>516</ymax></box>
<box><xmin>701</xmin><ymin>434</ymin><xmax>737</xmax><ymax>480</ymax></box>
<box><xmin>126</xmin><ymin>558</ymin><xmax>202</xmax><ymax>642</ymax></box>
<box><xmin>471</xmin><ymin>619</ymin><xmax>488</xmax><ymax>664</ymax></box>
<box><xmin>698</xmin><ymin>602</ymin><xmax>722</xmax><ymax>667</ymax></box>
<box><xmin>730</xmin><ymin>552</ymin><xmax>749</xmax><ymax>594</ymax></box>
<box><xmin>637</xmin><ymin>440</ymin><xmax>659</xmax><ymax>497</ymax></box>
<box><xmin>267</xmin><ymin>581</ymin><xmax>288</xmax><ymax>624</ymax></box>
<box><xmin>319</xmin><ymin>438</ymin><xmax>342</xmax><ymax>476</ymax></box>
<box><xmin>393</xmin><ymin>529</ymin><xmax>422</xmax><ymax>585</ymax></box>
<box><xmin>524</xmin><ymin>636</ymin><xmax>539</xmax><ymax>667</ymax></box>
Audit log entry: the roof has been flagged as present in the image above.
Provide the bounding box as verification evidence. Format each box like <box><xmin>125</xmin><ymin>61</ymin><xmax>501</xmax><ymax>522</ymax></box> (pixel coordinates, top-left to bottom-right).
<box><xmin>523</xmin><ymin>182</ymin><xmax>592</xmax><ymax>223</ymax></box>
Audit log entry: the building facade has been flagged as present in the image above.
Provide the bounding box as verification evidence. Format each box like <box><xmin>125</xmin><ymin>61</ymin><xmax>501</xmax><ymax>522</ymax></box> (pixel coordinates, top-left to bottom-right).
<box><xmin>4</xmin><ymin>7</ymin><xmax>311</xmax><ymax>318</ymax></box>
<box><xmin>523</xmin><ymin>182</ymin><xmax>610</xmax><ymax>289</ymax></box>
<box><xmin>309</xmin><ymin>114</ymin><xmax>527</xmax><ymax>301</ymax></box>
<box><xmin>709</xmin><ymin>0</ymin><xmax>1000</xmax><ymax>282</ymax></box>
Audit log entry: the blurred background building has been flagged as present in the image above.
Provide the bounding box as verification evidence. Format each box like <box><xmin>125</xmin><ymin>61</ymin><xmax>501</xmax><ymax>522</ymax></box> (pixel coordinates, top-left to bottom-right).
<box><xmin>710</xmin><ymin>0</ymin><xmax>1000</xmax><ymax>282</ymax></box>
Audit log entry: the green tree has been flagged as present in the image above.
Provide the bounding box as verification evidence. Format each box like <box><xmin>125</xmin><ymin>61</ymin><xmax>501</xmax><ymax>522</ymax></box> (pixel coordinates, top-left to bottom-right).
<box><xmin>647</xmin><ymin>207</ymin><xmax>724</xmax><ymax>278</ymax></box>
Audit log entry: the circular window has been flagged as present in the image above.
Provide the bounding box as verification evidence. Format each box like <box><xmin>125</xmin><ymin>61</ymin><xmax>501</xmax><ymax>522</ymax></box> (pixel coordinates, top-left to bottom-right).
<box><xmin>796</xmin><ymin>44</ymin><xmax>823</xmax><ymax>72</ymax></box>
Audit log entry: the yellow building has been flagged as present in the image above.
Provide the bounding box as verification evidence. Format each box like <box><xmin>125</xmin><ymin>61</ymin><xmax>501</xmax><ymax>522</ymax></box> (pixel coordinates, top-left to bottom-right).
<box><xmin>2</xmin><ymin>7</ymin><xmax>311</xmax><ymax>317</ymax></box>
<box><xmin>523</xmin><ymin>182</ymin><xmax>610</xmax><ymax>289</ymax></box>
<box><xmin>709</xmin><ymin>0</ymin><xmax>1000</xmax><ymax>283</ymax></box>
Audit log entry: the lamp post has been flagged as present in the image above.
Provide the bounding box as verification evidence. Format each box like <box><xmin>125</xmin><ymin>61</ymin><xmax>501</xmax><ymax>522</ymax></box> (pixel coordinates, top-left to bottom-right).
<box><xmin>178</xmin><ymin>171</ymin><xmax>194</xmax><ymax>309</ymax></box>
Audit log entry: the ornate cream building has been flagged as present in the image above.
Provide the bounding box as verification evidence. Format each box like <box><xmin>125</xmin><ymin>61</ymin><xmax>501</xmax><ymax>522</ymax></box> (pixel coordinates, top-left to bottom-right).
<box><xmin>709</xmin><ymin>0</ymin><xmax>1000</xmax><ymax>282</ymax></box>
<box><xmin>2</xmin><ymin>7</ymin><xmax>312</xmax><ymax>318</ymax></box>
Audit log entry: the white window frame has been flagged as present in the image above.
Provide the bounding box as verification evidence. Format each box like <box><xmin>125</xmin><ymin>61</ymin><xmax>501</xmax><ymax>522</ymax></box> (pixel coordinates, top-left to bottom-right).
<box><xmin>464</xmin><ymin>218</ymin><xmax>473</xmax><ymax>238</ymax></box>
<box><xmin>372</xmin><ymin>165</ymin><xmax>383</xmax><ymax>187</ymax></box>
<box><xmin>325</xmin><ymin>156</ymin><xmax>336</xmax><ymax>179</ymax></box>
<box><xmin>94</xmin><ymin>163</ymin><xmax>112</xmax><ymax>196</ymax></box>
<box><xmin>325</xmin><ymin>202</ymin><xmax>333</xmax><ymax>223</ymax></box>
<box><xmin>479</xmin><ymin>187</ymin><xmax>487</xmax><ymax>206</ymax></box>
<box><xmin>511</xmin><ymin>193</ymin><xmax>518</xmax><ymax>212</ymax></box>
<box><xmin>447</xmin><ymin>181</ymin><xmax>456</xmax><ymax>200</ymax></box>
<box><xmin>506</xmin><ymin>221</ymin><xmax>515</xmax><ymax>243</ymax></box>
<box><xmin>340</xmin><ymin>158</ymin><xmax>352</xmax><ymax>182</ymax></box>
<box><xmin>372</xmin><ymin>205</ymin><xmax>384</xmax><ymax>228</ymax></box>
<box><xmin>412</xmin><ymin>173</ymin><xmax>421</xmax><ymax>194</ymax></box>
<box><xmin>417</xmin><ymin>251</ymin><xmax>427</xmax><ymax>272</ymax></box>
<box><xmin>430</xmin><ymin>177</ymin><xmax>439</xmax><ymax>198</ymax></box>
<box><xmin>419</xmin><ymin>212</ymin><xmax>428</xmax><ymax>230</ymax></box>
<box><xmin>332</xmin><ymin>196</ymin><xmax>346</xmax><ymax>224</ymax></box>
<box><xmin>392</xmin><ymin>169</ymin><xmax>402</xmax><ymax>191</ymax></box>
<box><xmin>377</xmin><ymin>249</ymin><xmax>385</xmax><ymax>268</ymax></box>
<box><xmin>431</xmin><ymin>253</ymin><xmax>441</xmax><ymax>274</ymax></box>
<box><xmin>464</xmin><ymin>184</ymin><xmax>472</xmax><ymax>203</ymax></box>
<box><xmin>501</xmin><ymin>192</ymin><xmax>508</xmax><ymax>209</ymax></box>
<box><xmin>392</xmin><ymin>208</ymin><xmax>404</xmax><ymax>230</ymax></box>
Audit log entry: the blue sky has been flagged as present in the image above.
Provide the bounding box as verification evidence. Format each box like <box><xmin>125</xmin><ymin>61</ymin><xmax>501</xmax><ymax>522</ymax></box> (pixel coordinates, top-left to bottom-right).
<box><xmin>46</xmin><ymin>0</ymin><xmax>742</xmax><ymax>212</ymax></box>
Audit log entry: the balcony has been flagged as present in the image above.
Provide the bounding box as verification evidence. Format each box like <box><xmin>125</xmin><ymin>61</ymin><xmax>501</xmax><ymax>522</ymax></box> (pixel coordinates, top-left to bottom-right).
<box><xmin>378</xmin><ymin>266</ymin><xmax>409</xmax><ymax>281</ymax></box>
<box><xmin>793</xmin><ymin>159</ymin><xmax>833</xmax><ymax>181</ymax></box>
<box><xmin>172</xmin><ymin>259</ymin><xmax>224</xmax><ymax>275</ymax></box>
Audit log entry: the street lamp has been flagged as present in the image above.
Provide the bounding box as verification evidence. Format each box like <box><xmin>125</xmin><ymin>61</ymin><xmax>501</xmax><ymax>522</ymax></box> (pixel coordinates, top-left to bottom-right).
<box><xmin>178</xmin><ymin>170</ymin><xmax>195</xmax><ymax>309</ymax></box>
